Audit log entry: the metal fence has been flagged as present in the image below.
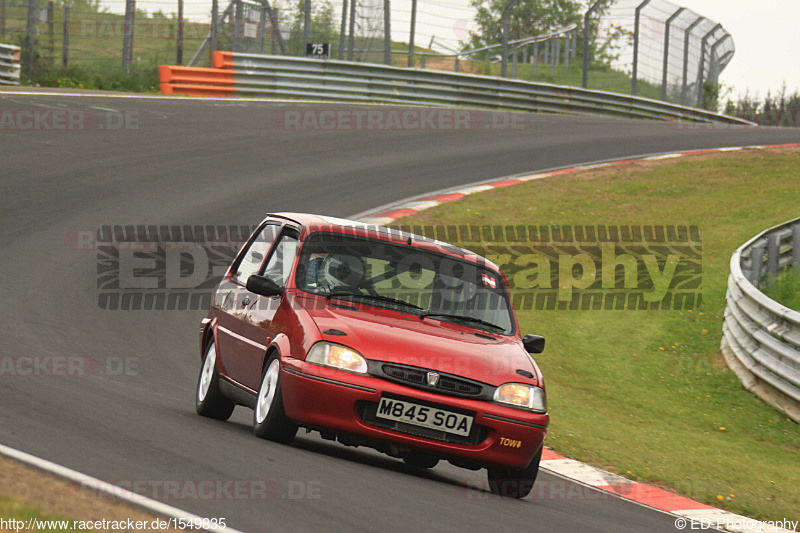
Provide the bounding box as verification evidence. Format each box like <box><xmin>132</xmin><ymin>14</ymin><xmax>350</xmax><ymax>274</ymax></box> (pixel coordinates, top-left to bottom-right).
<box><xmin>0</xmin><ymin>0</ymin><xmax>209</xmax><ymax>77</ymax></box>
<box><xmin>186</xmin><ymin>0</ymin><xmax>734</xmax><ymax>106</ymax></box>
<box><xmin>0</xmin><ymin>42</ymin><xmax>20</xmax><ymax>84</ymax></box>
<box><xmin>593</xmin><ymin>0</ymin><xmax>735</xmax><ymax>106</ymax></box>
<box><xmin>721</xmin><ymin>218</ymin><xmax>800</xmax><ymax>421</ymax></box>
<box><xmin>161</xmin><ymin>51</ymin><xmax>752</xmax><ymax>125</ymax></box>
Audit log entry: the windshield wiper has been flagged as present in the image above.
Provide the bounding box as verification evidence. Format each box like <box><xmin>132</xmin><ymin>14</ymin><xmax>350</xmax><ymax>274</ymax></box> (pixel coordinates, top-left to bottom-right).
<box><xmin>327</xmin><ymin>292</ymin><xmax>422</xmax><ymax>311</ymax></box>
<box><xmin>418</xmin><ymin>313</ymin><xmax>505</xmax><ymax>333</ymax></box>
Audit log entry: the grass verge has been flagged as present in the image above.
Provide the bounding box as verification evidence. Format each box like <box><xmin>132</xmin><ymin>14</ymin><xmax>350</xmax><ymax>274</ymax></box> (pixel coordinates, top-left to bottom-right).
<box><xmin>395</xmin><ymin>146</ymin><xmax>799</xmax><ymax>522</ymax></box>
<box><xmin>0</xmin><ymin>496</ymin><xmax>74</xmax><ymax>532</ymax></box>
<box><xmin>0</xmin><ymin>454</ymin><xmax>180</xmax><ymax>532</ymax></box>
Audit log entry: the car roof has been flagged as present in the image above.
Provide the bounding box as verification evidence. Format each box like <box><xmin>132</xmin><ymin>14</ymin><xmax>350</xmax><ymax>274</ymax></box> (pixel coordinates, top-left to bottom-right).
<box><xmin>266</xmin><ymin>212</ymin><xmax>502</xmax><ymax>272</ymax></box>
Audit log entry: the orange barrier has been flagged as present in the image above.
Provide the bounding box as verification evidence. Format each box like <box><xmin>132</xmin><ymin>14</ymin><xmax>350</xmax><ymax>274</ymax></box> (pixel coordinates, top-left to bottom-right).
<box><xmin>211</xmin><ymin>51</ymin><xmax>235</xmax><ymax>69</ymax></box>
<box><xmin>159</xmin><ymin>65</ymin><xmax>235</xmax><ymax>97</ymax></box>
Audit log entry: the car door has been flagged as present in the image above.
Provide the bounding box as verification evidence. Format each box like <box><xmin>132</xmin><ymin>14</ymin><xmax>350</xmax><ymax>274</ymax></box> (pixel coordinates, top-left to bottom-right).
<box><xmin>214</xmin><ymin>221</ymin><xmax>282</xmax><ymax>390</ymax></box>
<box><xmin>218</xmin><ymin>224</ymin><xmax>301</xmax><ymax>392</ymax></box>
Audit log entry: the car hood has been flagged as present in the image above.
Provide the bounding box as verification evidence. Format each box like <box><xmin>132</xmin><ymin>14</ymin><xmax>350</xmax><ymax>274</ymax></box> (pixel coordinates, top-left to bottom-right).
<box><xmin>298</xmin><ymin>294</ymin><xmax>538</xmax><ymax>386</ymax></box>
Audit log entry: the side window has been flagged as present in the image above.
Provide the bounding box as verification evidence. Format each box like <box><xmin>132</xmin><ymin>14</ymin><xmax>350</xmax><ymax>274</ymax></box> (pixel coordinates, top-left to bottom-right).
<box><xmin>262</xmin><ymin>232</ymin><xmax>300</xmax><ymax>287</ymax></box>
<box><xmin>232</xmin><ymin>223</ymin><xmax>281</xmax><ymax>286</ymax></box>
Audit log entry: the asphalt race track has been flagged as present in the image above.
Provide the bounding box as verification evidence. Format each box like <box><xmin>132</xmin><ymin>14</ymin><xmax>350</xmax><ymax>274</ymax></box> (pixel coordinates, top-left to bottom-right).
<box><xmin>2</xmin><ymin>92</ymin><xmax>799</xmax><ymax>532</ymax></box>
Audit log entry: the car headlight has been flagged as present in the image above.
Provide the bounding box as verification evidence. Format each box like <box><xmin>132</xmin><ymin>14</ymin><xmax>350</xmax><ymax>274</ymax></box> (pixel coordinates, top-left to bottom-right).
<box><xmin>493</xmin><ymin>383</ymin><xmax>547</xmax><ymax>413</ymax></box>
<box><xmin>306</xmin><ymin>342</ymin><xmax>368</xmax><ymax>374</ymax></box>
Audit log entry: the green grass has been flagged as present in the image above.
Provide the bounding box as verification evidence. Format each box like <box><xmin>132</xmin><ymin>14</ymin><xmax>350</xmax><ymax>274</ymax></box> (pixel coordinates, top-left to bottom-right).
<box><xmin>763</xmin><ymin>267</ymin><xmax>800</xmax><ymax>311</ymax></box>
<box><xmin>29</xmin><ymin>62</ymin><xmax>161</xmax><ymax>92</ymax></box>
<box><xmin>0</xmin><ymin>495</ymin><xmax>74</xmax><ymax>532</ymax></box>
<box><xmin>390</xmin><ymin>45</ymin><xmax>667</xmax><ymax>102</ymax></box>
<box><xmin>396</xmin><ymin>148</ymin><xmax>800</xmax><ymax>522</ymax></box>
<box><xmin>475</xmin><ymin>60</ymin><xmax>664</xmax><ymax>101</ymax></box>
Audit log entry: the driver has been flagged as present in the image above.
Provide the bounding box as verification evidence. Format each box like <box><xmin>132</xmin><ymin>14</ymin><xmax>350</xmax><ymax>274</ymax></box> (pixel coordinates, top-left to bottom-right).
<box><xmin>318</xmin><ymin>253</ymin><xmax>366</xmax><ymax>293</ymax></box>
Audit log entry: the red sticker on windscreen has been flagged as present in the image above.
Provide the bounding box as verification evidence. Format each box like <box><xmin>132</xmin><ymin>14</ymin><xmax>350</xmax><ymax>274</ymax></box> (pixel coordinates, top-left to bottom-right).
<box><xmin>481</xmin><ymin>273</ymin><xmax>497</xmax><ymax>289</ymax></box>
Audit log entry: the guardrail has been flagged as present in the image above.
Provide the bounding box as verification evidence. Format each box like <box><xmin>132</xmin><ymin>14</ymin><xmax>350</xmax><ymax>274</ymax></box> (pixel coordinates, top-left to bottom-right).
<box><xmin>158</xmin><ymin>65</ymin><xmax>234</xmax><ymax>97</ymax></box>
<box><xmin>0</xmin><ymin>43</ymin><xmax>22</xmax><ymax>86</ymax></box>
<box><xmin>159</xmin><ymin>51</ymin><xmax>753</xmax><ymax>125</ymax></box>
<box><xmin>721</xmin><ymin>217</ymin><xmax>800</xmax><ymax>421</ymax></box>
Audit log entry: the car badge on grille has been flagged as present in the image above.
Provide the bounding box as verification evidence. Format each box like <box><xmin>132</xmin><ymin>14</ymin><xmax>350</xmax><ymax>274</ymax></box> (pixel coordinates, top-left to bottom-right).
<box><xmin>426</xmin><ymin>372</ymin><xmax>440</xmax><ymax>386</ymax></box>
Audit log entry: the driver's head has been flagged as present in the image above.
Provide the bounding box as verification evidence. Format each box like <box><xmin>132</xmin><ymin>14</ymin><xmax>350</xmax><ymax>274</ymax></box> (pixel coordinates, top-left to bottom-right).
<box><xmin>320</xmin><ymin>254</ymin><xmax>365</xmax><ymax>289</ymax></box>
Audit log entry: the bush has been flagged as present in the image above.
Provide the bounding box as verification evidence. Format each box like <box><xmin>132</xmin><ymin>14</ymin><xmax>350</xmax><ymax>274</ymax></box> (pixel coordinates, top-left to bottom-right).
<box><xmin>762</xmin><ymin>266</ymin><xmax>800</xmax><ymax>311</ymax></box>
<box><xmin>26</xmin><ymin>63</ymin><xmax>160</xmax><ymax>93</ymax></box>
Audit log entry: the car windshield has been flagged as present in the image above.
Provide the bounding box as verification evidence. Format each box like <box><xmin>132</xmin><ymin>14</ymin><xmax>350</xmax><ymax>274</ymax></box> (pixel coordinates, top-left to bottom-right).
<box><xmin>294</xmin><ymin>232</ymin><xmax>515</xmax><ymax>334</ymax></box>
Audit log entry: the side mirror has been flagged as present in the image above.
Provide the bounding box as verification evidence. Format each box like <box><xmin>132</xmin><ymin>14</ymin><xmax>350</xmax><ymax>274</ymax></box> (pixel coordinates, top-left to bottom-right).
<box><xmin>522</xmin><ymin>334</ymin><xmax>545</xmax><ymax>354</ymax></box>
<box><xmin>246</xmin><ymin>275</ymin><xmax>283</xmax><ymax>297</ymax></box>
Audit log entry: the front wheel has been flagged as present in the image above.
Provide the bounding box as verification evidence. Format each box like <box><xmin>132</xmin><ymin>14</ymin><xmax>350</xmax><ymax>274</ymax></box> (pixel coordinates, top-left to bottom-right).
<box><xmin>196</xmin><ymin>340</ymin><xmax>235</xmax><ymax>421</ymax></box>
<box><xmin>253</xmin><ymin>353</ymin><xmax>298</xmax><ymax>443</ymax></box>
<box><xmin>487</xmin><ymin>447</ymin><xmax>542</xmax><ymax>498</ymax></box>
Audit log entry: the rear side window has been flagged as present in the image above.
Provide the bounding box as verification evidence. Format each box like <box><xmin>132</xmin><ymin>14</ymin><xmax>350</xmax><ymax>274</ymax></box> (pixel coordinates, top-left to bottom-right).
<box><xmin>232</xmin><ymin>223</ymin><xmax>281</xmax><ymax>286</ymax></box>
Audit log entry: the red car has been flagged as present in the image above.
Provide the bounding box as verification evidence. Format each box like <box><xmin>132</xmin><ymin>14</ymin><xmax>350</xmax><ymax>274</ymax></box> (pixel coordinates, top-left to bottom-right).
<box><xmin>195</xmin><ymin>213</ymin><xmax>548</xmax><ymax>497</ymax></box>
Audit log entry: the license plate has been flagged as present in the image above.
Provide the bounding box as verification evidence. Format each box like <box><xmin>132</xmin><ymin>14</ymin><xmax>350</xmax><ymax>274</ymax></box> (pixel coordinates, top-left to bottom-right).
<box><xmin>376</xmin><ymin>397</ymin><xmax>473</xmax><ymax>437</ymax></box>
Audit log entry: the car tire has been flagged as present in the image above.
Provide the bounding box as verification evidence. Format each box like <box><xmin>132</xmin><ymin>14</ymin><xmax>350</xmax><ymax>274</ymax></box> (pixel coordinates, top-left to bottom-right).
<box><xmin>402</xmin><ymin>452</ymin><xmax>439</xmax><ymax>469</ymax></box>
<box><xmin>486</xmin><ymin>447</ymin><xmax>542</xmax><ymax>498</ymax></box>
<box><xmin>196</xmin><ymin>340</ymin><xmax>235</xmax><ymax>421</ymax></box>
<box><xmin>253</xmin><ymin>352</ymin><xmax>298</xmax><ymax>443</ymax></box>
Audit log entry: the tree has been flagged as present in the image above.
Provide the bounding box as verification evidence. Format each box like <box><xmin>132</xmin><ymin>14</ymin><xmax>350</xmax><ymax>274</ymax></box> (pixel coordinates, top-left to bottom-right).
<box><xmin>464</xmin><ymin>0</ymin><xmax>628</xmax><ymax>67</ymax></box>
<box><xmin>275</xmin><ymin>0</ymin><xmax>338</xmax><ymax>56</ymax></box>
<box><xmin>702</xmin><ymin>81</ymin><xmax>720</xmax><ymax>112</ymax></box>
<box><xmin>466</xmin><ymin>0</ymin><xmax>582</xmax><ymax>51</ymax></box>
<box><xmin>722</xmin><ymin>83</ymin><xmax>800</xmax><ymax>127</ymax></box>
<box><xmin>585</xmin><ymin>0</ymin><xmax>632</xmax><ymax>67</ymax></box>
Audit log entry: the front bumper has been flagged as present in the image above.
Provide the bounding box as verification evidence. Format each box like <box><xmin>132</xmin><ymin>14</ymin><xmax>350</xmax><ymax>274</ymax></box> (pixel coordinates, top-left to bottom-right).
<box><xmin>280</xmin><ymin>358</ymin><xmax>548</xmax><ymax>470</ymax></box>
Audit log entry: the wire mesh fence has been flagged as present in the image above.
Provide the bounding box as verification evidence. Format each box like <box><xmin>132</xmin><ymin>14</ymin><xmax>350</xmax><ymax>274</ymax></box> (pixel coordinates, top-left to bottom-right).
<box><xmin>0</xmin><ymin>0</ymin><xmax>211</xmax><ymax>89</ymax></box>
<box><xmin>0</xmin><ymin>0</ymin><xmax>734</xmax><ymax>109</ymax></box>
<box><xmin>593</xmin><ymin>0</ymin><xmax>734</xmax><ymax>107</ymax></box>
